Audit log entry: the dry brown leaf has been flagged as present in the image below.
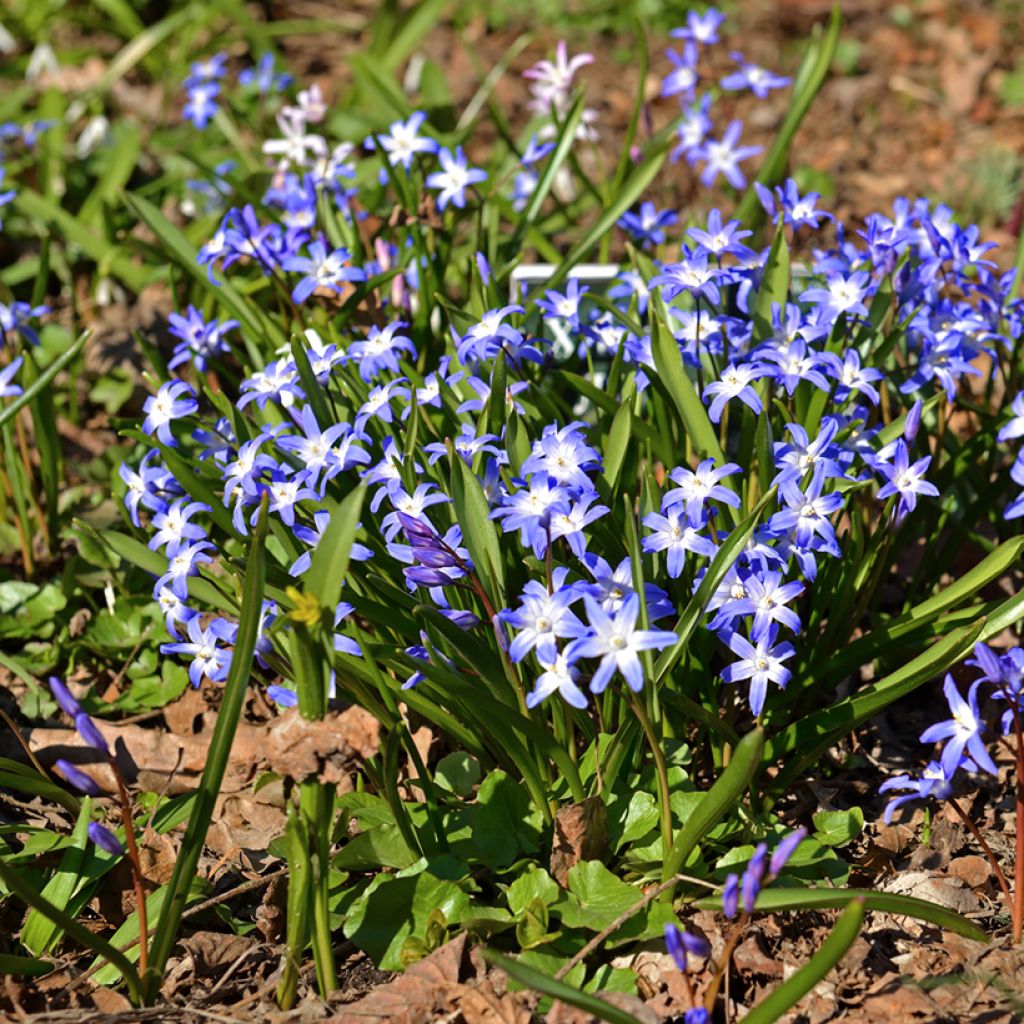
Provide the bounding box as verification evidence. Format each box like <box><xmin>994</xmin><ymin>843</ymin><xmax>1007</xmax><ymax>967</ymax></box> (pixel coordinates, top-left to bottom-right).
<box><xmin>205</xmin><ymin>794</ymin><xmax>287</xmax><ymax>865</ymax></box>
<box><xmin>457</xmin><ymin>982</ymin><xmax>532</xmax><ymax>1024</ymax></box>
<box><xmin>329</xmin><ymin>935</ymin><xmax>466</xmax><ymax>1024</ymax></box>
<box><xmin>264</xmin><ymin>707</ymin><xmax>380</xmax><ymax>785</ymax></box>
<box><xmin>26</xmin><ymin>717</ymin><xmax>269</xmax><ymax>795</ymax></box>
<box><xmin>138</xmin><ymin>827</ymin><xmax>179</xmax><ymax>886</ymax></box>
<box><xmin>549</xmin><ymin>796</ymin><xmax>607</xmax><ymax>887</ymax></box>
<box><xmin>252</xmin><ymin>872</ymin><xmax>287</xmax><ymax>946</ymax></box>
<box><xmin>88</xmin><ymin>985</ymin><xmax>133</xmax><ymax>1014</ymax></box>
<box><xmin>938</xmin><ymin>26</ymin><xmax>995</xmax><ymax>116</ymax></box>
<box><xmin>947</xmin><ymin>854</ymin><xmax>992</xmax><ymax>890</ymax></box>
<box><xmin>181</xmin><ymin>931</ymin><xmax>257</xmax><ymax>977</ymax></box>
<box><xmin>547</xmin><ymin>992</ymin><xmax>659</xmax><ymax>1024</ymax></box>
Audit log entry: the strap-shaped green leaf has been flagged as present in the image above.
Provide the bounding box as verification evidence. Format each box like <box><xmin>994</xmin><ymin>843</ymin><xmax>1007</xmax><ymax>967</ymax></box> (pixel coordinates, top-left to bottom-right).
<box><xmin>662</xmin><ymin>728</ymin><xmax>765</xmax><ymax>882</ymax></box>
<box><xmin>451</xmin><ymin>456</ymin><xmax>506</xmax><ymax>607</ymax></box>
<box><xmin>483</xmin><ymin>949</ymin><xmax>648</xmax><ymax>1024</ymax></box>
<box><xmin>696</xmin><ymin>886</ymin><xmax>987</xmax><ymax>943</ymax></box>
<box><xmin>142</xmin><ymin>497</ymin><xmax>270</xmax><ymax>999</ymax></box>
<box><xmin>735</xmin><ymin>4</ymin><xmax>842</xmax><ymax>225</ymax></box>
<box><xmin>741</xmin><ymin>898</ymin><xmax>865</xmax><ymax>1024</ymax></box>
<box><xmin>306</xmin><ymin>484</ymin><xmax>367</xmax><ymax>621</ymax></box>
<box><xmin>0</xmin><ymin>330</ymin><xmax>88</xmax><ymax>432</ymax></box>
<box><xmin>649</xmin><ymin>310</ymin><xmax>727</xmax><ymax>467</ymax></box>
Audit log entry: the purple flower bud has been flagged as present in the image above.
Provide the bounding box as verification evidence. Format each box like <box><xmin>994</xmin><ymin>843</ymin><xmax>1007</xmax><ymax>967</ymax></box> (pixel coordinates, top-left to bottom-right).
<box><xmin>721</xmin><ymin>872</ymin><xmax>740</xmax><ymax>919</ymax></box>
<box><xmin>413</xmin><ymin>546</ymin><xmax>461</xmax><ymax>569</ymax></box>
<box><xmin>54</xmin><ymin>759</ymin><xmax>102</xmax><ymax>796</ymax></box>
<box><xmin>88</xmin><ymin>821</ymin><xmax>124</xmax><ymax>856</ymax></box>
<box><xmin>404</xmin><ymin>566</ymin><xmax>454</xmax><ymax>587</ymax></box>
<box><xmin>664</xmin><ymin>923</ymin><xmax>689</xmax><ymax>971</ymax></box>
<box><xmin>684</xmin><ymin>1010</ymin><xmax>710</xmax><ymax>1024</ymax></box>
<box><xmin>74</xmin><ymin>713</ymin><xmax>110</xmax><ymax>756</ymax></box>
<box><xmin>666</xmin><ymin>924</ymin><xmax>710</xmax><ymax>970</ymax></box>
<box><xmin>476</xmin><ymin>251</ymin><xmax>491</xmax><ymax>285</ymax></box>
<box><xmin>904</xmin><ymin>399</ymin><xmax>922</xmax><ymax>443</ymax></box>
<box><xmin>742</xmin><ymin>843</ymin><xmax>768</xmax><ymax>913</ymax></box>
<box><xmin>49</xmin><ymin>676</ymin><xmax>82</xmax><ymax>718</ymax></box>
<box><xmin>397</xmin><ymin>511</ymin><xmax>436</xmax><ymax>541</ymax></box>
<box><xmin>441</xmin><ymin>609</ymin><xmax>481</xmax><ymax>629</ymax></box>
<box><xmin>769</xmin><ymin>827</ymin><xmax>807</xmax><ymax>876</ymax></box>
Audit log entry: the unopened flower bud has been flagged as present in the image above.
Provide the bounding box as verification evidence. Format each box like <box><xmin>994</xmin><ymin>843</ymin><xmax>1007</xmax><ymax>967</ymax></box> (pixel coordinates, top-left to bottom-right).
<box><xmin>88</xmin><ymin>821</ymin><xmax>124</xmax><ymax>856</ymax></box>
<box><xmin>54</xmin><ymin>759</ymin><xmax>102</xmax><ymax>796</ymax></box>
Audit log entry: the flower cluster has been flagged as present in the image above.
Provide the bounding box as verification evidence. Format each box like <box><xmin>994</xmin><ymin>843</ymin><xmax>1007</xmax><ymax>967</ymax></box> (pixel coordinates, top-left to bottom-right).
<box><xmin>879</xmin><ymin>642</ymin><xmax>1022</xmax><ymax>822</ymax></box>
<box><xmin>658</xmin><ymin>11</ymin><xmax>787</xmax><ymax>190</ymax></box>
<box><xmin>115</xmin><ymin>9</ymin><xmax>1023</xmax><ymax>743</ymax></box>
<box><xmin>663</xmin><ymin>827</ymin><xmax>807</xmax><ymax>1022</ymax></box>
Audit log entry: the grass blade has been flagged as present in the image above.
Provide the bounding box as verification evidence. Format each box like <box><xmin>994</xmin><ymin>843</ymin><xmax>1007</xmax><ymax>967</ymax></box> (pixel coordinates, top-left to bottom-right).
<box><xmin>142</xmin><ymin>496</ymin><xmax>270</xmax><ymax>998</ymax></box>
<box><xmin>741</xmin><ymin>899</ymin><xmax>865</xmax><ymax>1024</ymax></box>
<box><xmin>0</xmin><ymin>331</ymin><xmax>88</xmax><ymax>432</ymax></box>
<box><xmin>695</xmin><ymin>886</ymin><xmax>988</xmax><ymax>943</ymax></box>
<box><xmin>735</xmin><ymin>4</ymin><xmax>842</xmax><ymax>226</ymax></box>
<box><xmin>482</xmin><ymin>949</ymin><xmax>648</xmax><ymax>1024</ymax></box>
<box><xmin>662</xmin><ymin>727</ymin><xmax>765</xmax><ymax>883</ymax></box>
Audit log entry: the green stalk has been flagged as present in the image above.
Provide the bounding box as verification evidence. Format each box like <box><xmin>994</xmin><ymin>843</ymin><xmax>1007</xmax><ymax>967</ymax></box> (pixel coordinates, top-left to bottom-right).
<box><xmin>142</xmin><ymin>496</ymin><xmax>269</xmax><ymax>1001</ymax></box>
<box><xmin>301</xmin><ymin>779</ymin><xmax>337</xmax><ymax>995</ymax></box>
<box><xmin>276</xmin><ymin>809</ymin><xmax>311</xmax><ymax>1009</ymax></box>
<box><xmin>629</xmin><ymin>693</ymin><xmax>672</xmax><ymax>858</ymax></box>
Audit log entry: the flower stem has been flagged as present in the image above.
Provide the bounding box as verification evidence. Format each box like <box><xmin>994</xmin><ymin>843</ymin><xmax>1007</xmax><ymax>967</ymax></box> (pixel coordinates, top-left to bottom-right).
<box><xmin>948</xmin><ymin>796</ymin><xmax>1014</xmax><ymax>932</ymax></box>
<box><xmin>630</xmin><ymin>693</ymin><xmax>672</xmax><ymax>857</ymax></box>
<box><xmin>1011</xmin><ymin>705</ymin><xmax>1024</xmax><ymax>943</ymax></box>
<box><xmin>111</xmin><ymin>764</ymin><xmax>149</xmax><ymax>980</ymax></box>
<box><xmin>703</xmin><ymin>912</ymin><xmax>750</xmax><ymax>1013</ymax></box>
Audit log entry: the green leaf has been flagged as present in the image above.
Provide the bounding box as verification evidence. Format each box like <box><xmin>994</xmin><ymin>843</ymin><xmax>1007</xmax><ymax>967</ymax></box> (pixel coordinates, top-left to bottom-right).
<box><xmin>343</xmin><ymin>871</ymin><xmax>470</xmax><ymax>970</ymax></box>
<box><xmin>450</xmin><ymin>456</ymin><xmax>505</xmax><ymax>607</ymax></box>
<box><xmin>22</xmin><ymin>798</ymin><xmax>95</xmax><ymax>955</ymax></box>
<box><xmin>662</xmin><ymin>728</ymin><xmax>765</xmax><ymax>883</ymax></box>
<box><xmin>507</xmin><ymin>866</ymin><xmax>560</xmax><ymax>916</ymax></box>
<box><xmin>507</xmin><ymin>93</ymin><xmax>586</xmax><ymax>253</ymax></box>
<box><xmin>0</xmin><ymin>582</ymin><xmax>66</xmax><ymax>640</ymax></box>
<box><xmin>472</xmin><ymin>770</ymin><xmax>543</xmax><ymax>868</ymax></box>
<box><xmin>752</xmin><ymin>224</ymin><xmax>791</xmax><ymax>340</ymax></box>
<box><xmin>741</xmin><ymin>899</ymin><xmax>864</xmax><ymax>1024</ymax></box>
<box><xmin>767</xmin><ymin>619</ymin><xmax>990</xmax><ymax>788</ymax></box>
<box><xmin>607</xmin><ymin>790</ymin><xmax>660</xmax><ymax>851</ymax></box>
<box><xmin>0</xmin><ymin>331</ymin><xmax>88</xmax><ymax>433</ymax></box>
<box><xmin>0</xmin><ymin>855</ymin><xmax>141</xmax><ymax>1002</ymax></box>
<box><xmin>142</xmin><ymin>498</ymin><xmax>270</xmax><ymax>1000</ymax></box>
<box><xmin>812</xmin><ymin>807</ymin><xmax>864</xmax><ymax>848</ymax></box>
<box><xmin>696</xmin><ymin>886</ymin><xmax>988</xmax><ymax>943</ymax></box>
<box><xmin>0</xmin><ymin>954</ymin><xmax>53</xmax><ymax>977</ymax></box>
<box><xmin>333</xmin><ymin>824</ymin><xmax>419</xmax><ymax>872</ymax></box>
<box><xmin>306</xmin><ymin>484</ymin><xmax>367</xmax><ymax>621</ymax></box>
<box><xmin>560</xmin><ymin>861</ymin><xmax>641</xmax><ymax>930</ymax></box>
<box><xmin>484</xmin><ymin>950</ymin><xmax>648</xmax><ymax>1024</ymax></box>
<box><xmin>649</xmin><ymin>310</ymin><xmax>727</xmax><ymax>466</ymax></box>
<box><xmin>735</xmin><ymin>4</ymin><xmax>842</xmax><ymax>224</ymax></box>
<box><xmin>94</xmin><ymin>526</ymin><xmax>232</xmax><ymax>613</ymax></box>
<box><xmin>434</xmin><ymin>751</ymin><xmax>482</xmax><ymax>797</ymax></box>
<box><xmin>602</xmin><ymin>400</ymin><xmax>633</xmax><ymax>494</ymax></box>
<box><xmin>807</xmin><ymin>536</ymin><xmax>1024</xmax><ymax>687</ymax></box>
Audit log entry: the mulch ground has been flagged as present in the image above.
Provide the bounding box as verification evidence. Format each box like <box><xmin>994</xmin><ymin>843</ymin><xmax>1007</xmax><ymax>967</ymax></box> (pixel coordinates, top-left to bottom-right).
<box><xmin>4</xmin><ymin>0</ymin><xmax>1024</xmax><ymax>1019</ymax></box>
